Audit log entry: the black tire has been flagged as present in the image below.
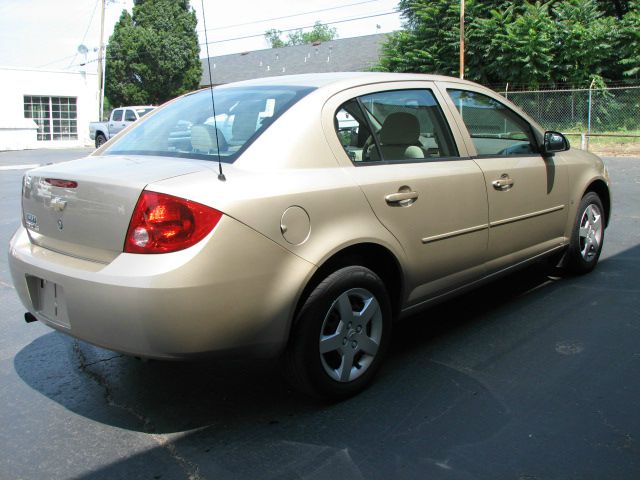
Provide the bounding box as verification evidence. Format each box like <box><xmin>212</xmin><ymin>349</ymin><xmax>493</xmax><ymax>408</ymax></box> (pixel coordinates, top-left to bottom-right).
<box><xmin>565</xmin><ymin>192</ymin><xmax>605</xmax><ymax>274</ymax></box>
<box><xmin>95</xmin><ymin>134</ymin><xmax>107</xmax><ymax>148</ymax></box>
<box><xmin>284</xmin><ymin>266</ymin><xmax>392</xmax><ymax>401</ymax></box>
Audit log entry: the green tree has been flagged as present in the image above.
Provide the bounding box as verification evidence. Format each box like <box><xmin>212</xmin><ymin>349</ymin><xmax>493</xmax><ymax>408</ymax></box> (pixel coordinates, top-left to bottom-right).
<box><xmin>551</xmin><ymin>0</ymin><xmax>619</xmax><ymax>85</ymax></box>
<box><xmin>596</xmin><ymin>0</ymin><xmax>631</xmax><ymax>19</ymax></box>
<box><xmin>265</xmin><ymin>29</ymin><xmax>285</xmax><ymax>48</ymax></box>
<box><xmin>491</xmin><ymin>2</ymin><xmax>556</xmax><ymax>87</ymax></box>
<box><xmin>618</xmin><ymin>1</ymin><xmax>640</xmax><ymax>79</ymax></box>
<box><xmin>378</xmin><ymin>0</ymin><xmax>632</xmax><ymax>87</ymax></box>
<box><xmin>265</xmin><ymin>21</ymin><xmax>337</xmax><ymax>48</ymax></box>
<box><xmin>105</xmin><ymin>0</ymin><xmax>202</xmax><ymax>107</ymax></box>
<box><xmin>377</xmin><ymin>1</ymin><xmax>519</xmax><ymax>81</ymax></box>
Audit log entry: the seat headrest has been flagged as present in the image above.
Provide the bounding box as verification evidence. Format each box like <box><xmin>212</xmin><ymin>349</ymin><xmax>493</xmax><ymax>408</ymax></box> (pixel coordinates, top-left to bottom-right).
<box><xmin>190</xmin><ymin>124</ymin><xmax>228</xmax><ymax>153</ymax></box>
<box><xmin>380</xmin><ymin>112</ymin><xmax>420</xmax><ymax>145</ymax></box>
<box><xmin>232</xmin><ymin>112</ymin><xmax>258</xmax><ymax>141</ymax></box>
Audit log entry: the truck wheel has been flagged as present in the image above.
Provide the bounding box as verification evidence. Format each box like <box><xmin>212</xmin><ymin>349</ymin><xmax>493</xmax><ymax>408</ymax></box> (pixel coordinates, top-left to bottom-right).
<box><xmin>95</xmin><ymin>134</ymin><xmax>107</xmax><ymax>148</ymax></box>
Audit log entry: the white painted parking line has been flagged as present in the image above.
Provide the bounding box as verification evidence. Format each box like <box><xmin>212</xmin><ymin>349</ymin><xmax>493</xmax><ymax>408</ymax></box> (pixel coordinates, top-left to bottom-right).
<box><xmin>0</xmin><ymin>164</ymin><xmax>41</xmax><ymax>171</ymax></box>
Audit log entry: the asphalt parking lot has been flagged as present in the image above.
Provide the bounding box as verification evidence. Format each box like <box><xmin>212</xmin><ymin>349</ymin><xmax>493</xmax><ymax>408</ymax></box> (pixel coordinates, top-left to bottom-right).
<box><xmin>1</xmin><ymin>148</ymin><xmax>639</xmax><ymax>480</ymax></box>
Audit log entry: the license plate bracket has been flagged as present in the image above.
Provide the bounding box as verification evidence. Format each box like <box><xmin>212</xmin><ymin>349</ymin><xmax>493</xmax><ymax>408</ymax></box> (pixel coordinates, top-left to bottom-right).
<box><xmin>31</xmin><ymin>277</ymin><xmax>70</xmax><ymax>328</ymax></box>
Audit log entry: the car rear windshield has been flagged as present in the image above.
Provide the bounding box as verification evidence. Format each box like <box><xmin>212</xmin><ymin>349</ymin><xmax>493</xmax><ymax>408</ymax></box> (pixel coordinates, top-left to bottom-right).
<box><xmin>103</xmin><ymin>85</ymin><xmax>315</xmax><ymax>162</ymax></box>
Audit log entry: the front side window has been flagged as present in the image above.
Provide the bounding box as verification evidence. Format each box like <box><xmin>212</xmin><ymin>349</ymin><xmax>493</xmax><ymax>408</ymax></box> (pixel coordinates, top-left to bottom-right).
<box><xmin>103</xmin><ymin>86</ymin><xmax>314</xmax><ymax>162</ymax></box>
<box><xmin>335</xmin><ymin>89</ymin><xmax>458</xmax><ymax>163</ymax></box>
<box><xmin>112</xmin><ymin>109</ymin><xmax>123</xmax><ymax>122</ymax></box>
<box><xmin>448</xmin><ymin>89</ymin><xmax>538</xmax><ymax>156</ymax></box>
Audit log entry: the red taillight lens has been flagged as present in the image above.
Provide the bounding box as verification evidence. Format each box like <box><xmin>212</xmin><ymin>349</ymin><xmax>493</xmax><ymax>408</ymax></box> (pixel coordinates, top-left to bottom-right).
<box><xmin>45</xmin><ymin>178</ymin><xmax>78</xmax><ymax>188</ymax></box>
<box><xmin>124</xmin><ymin>191</ymin><xmax>222</xmax><ymax>254</ymax></box>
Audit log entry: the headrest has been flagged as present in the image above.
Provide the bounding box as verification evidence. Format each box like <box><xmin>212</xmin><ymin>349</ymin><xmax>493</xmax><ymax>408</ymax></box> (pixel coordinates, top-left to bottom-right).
<box><xmin>380</xmin><ymin>112</ymin><xmax>420</xmax><ymax>145</ymax></box>
<box><xmin>190</xmin><ymin>124</ymin><xmax>228</xmax><ymax>153</ymax></box>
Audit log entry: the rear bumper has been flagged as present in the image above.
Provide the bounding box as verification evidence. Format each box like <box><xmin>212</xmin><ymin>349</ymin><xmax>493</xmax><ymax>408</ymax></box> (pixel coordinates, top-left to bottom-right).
<box><xmin>8</xmin><ymin>217</ymin><xmax>315</xmax><ymax>359</ymax></box>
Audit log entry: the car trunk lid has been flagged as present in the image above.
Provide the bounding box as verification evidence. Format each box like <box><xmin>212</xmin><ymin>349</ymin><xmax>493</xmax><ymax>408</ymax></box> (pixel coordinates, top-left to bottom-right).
<box><xmin>22</xmin><ymin>155</ymin><xmax>208</xmax><ymax>263</ymax></box>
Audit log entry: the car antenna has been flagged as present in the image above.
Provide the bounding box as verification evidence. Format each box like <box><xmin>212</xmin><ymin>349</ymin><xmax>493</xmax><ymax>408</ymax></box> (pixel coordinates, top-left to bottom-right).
<box><xmin>201</xmin><ymin>0</ymin><xmax>225</xmax><ymax>182</ymax></box>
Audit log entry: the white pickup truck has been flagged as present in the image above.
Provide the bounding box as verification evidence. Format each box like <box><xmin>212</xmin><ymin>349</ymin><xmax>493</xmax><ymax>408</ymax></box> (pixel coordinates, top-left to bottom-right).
<box><xmin>89</xmin><ymin>106</ymin><xmax>155</xmax><ymax>148</ymax></box>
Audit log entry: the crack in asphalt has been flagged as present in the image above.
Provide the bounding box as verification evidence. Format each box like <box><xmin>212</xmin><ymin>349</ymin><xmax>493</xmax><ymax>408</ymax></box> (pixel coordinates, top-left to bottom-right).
<box><xmin>595</xmin><ymin>409</ymin><xmax>639</xmax><ymax>453</ymax></box>
<box><xmin>82</xmin><ymin>354</ymin><xmax>124</xmax><ymax>367</ymax></box>
<box><xmin>72</xmin><ymin>340</ymin><xmax>205</xmax><ymax>480</ymax></box>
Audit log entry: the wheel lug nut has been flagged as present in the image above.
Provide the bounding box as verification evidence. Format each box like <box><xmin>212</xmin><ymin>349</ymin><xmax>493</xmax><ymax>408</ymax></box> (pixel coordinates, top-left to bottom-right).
<box><xmin>348</xmin><ymin>322</ymin><xmax>352</xmax><ymax>329</ymax></box>
<box><xmin>342</xmin><ymin>338</ymin><xmax>348</xmax><ymax>345</ymax></box>
<box><xmin>351</xmin><ymin>341</ymin><xmax>357</xmax><ymax>348</ymax></box>
<box><xmin>356</xmin><ymin>326</ymin><xmax>362</xmax><ymax>333</ymax></box>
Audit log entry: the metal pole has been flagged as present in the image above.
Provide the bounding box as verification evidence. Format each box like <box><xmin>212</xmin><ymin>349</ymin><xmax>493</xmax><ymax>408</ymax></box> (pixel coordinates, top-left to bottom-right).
<box><xmin>587</xmin><ymin>78</ymin><xmax>596</xmax><ymax>151</ymax></box>
<box><xmin>97</xmin><ymin>0</ymin><xmax>106</xmax><ymax>121</ymax></box>
<box><xmin>459</xmin><ymin>0</ymin><xmax>465</xmax><ymax>79</ymax></box>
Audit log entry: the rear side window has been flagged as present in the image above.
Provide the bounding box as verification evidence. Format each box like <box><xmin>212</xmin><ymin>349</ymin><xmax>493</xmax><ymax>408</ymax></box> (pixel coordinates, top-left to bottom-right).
<box><xmin>335</xmin><ymin>89</ymin><xmax>458</xmax><ymax>163</ymax></box>
<box><xmin>124</xmin><ymin>109</ymin><xmax>137</xmax><ymax>122</ymax></box>
<box><xmin>112</xmin><ymin>109</ymin><xmax>123</xmax><ymax>122</ymax></box>
<box><xmin>448</xmin><ymin>89</ymin><xmax>538</xmax><ymax>156</ymax></box>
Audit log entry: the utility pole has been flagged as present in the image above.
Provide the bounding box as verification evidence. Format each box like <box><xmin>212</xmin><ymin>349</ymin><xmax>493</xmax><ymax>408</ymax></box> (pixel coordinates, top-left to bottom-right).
<box><xmin>459</xmin><ymin>0</ymin><xmax>465</xmax><ymax>79</ymax></box>
<box><xmin>97</xmin><ymin>0</ymin><xmax>106</xmax><ymax>121</ymax></box>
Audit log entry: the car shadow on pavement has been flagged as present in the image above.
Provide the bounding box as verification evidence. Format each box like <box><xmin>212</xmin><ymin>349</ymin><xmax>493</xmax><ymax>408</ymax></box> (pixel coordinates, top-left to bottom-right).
<box><xmin>13</xmin><ymin>244</ymin><xmax>640</xmax><ymax>479</ymax></box>
<box><xmin>14</xmin><ymin>261</ymin><xmax>562</xmax><ymax>434</ymax></box>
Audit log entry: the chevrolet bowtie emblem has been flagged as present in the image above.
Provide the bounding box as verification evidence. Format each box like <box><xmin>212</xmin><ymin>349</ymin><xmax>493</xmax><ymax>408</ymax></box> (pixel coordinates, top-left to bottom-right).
<box><xmin>50</xmin><ymin>197</ymin><xmax>67</xmax><ymax>212</ymax></box>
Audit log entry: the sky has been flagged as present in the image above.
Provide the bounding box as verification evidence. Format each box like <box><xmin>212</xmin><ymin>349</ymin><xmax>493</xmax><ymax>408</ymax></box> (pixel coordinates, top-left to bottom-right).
<box><xmin>0</xmin><ymin>0</ymin><xmax>402</xmax><ymax>74</ymax></box>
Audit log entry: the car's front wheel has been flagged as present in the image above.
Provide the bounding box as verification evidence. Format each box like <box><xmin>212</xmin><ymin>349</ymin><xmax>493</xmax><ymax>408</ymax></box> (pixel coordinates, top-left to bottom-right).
<box><xmin>284</xmin><ymin>266</ymin><xmax>392</xmax><ymax>400</ymax></box>
<box><xmin>565</xmin><ymin>191</ymin><xmax>605</xmax><ymax>274</ymax></box>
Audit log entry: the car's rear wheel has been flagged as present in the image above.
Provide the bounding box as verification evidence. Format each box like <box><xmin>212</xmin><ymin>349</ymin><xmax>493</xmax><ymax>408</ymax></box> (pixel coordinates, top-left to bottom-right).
<box><xmin>565</xmin><ymin>192</ymin><xmax>605</xmax><ymax>274</ymax></box>
<box><xmin>284</xmin><ymin>266</ymin><xmax>391</xmax><ymax>400</ymax></box>
<box><xmin>95</xmin><ymin>133</ymin><xmax>107</xmax><ymax>148</ymax></box>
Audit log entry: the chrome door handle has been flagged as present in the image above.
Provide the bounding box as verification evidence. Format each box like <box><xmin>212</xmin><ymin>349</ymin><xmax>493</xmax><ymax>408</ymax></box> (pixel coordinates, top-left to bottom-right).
<box><xmin>385</xmin><ymin>190</ymin><xmax>418</xmax><ymax>206</ymax></box>
<box><xmin>492</xmin><ymin>174</ymin><xmax>514</xmax><ymax>191</ymax></box>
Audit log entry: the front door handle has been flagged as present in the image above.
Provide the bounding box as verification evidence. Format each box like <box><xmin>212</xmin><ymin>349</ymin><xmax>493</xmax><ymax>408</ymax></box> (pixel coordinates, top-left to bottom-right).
<box><xmin>492</xmin><ymin>174</ymin><xmax>514</xmax><ymax>191</ymax></box>
<box><xmin>385</xmin><ymin>190</ymin><xmax>418</xmax><ymax>207</ymax></box>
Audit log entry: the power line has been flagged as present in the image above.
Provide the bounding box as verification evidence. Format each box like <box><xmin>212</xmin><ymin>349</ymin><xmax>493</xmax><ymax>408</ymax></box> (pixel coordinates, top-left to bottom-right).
<box><xmin>70</xmin><ymin>10</ymin><xmax>399</xmax><ymax>67</ymax></box>
<box><xmin>197</xmin><ymin>0</ymin><xmax>386</xmax><ymax>33</ymax></box>
<box><xmin>37</xmin><ymin>53</ymin><xmax>80</xmax><ymax>69</ymax></box>
<box><xmin>67</xmin><ymin>0</ymin><xmax>101</xmax><ymax>68</ymax></box>
<box><xmin>198</xmin><ymin>11</ymin><xmax>397</xmax><ymax>47</ymax></box>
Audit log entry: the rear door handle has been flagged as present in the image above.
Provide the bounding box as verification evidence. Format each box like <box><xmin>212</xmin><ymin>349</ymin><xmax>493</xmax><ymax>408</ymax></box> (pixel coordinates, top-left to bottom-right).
<box><xmin>385</xmin><ymin>190</ymin><xmax>418</xmax><ymax>207</ymax></box>
<box><xmin>492</xmin><ymin>174</ymin><xmax>514</xmax><ymax>191</ymax></box>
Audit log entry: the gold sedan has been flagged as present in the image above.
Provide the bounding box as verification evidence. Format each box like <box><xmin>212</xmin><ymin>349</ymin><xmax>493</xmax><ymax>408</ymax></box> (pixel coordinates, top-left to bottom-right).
<box><xmin>9</xmin><ymin>73</ymin><xmax>610</xmax><ymax>400</ymax></box>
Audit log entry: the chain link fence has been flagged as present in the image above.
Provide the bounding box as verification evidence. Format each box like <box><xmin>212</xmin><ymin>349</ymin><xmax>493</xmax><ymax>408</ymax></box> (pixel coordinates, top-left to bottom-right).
<box><xmin>500</xmin><ymin>86</ymin><xmax>640</xmax><ymax>155</ymax></box>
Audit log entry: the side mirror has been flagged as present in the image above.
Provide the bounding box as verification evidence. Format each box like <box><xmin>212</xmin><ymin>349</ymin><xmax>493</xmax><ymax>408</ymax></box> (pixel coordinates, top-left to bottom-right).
<box><xmin>543</xmin><ymin>131</ymin><xmax>570</xmax><ymax>155</ymax></box>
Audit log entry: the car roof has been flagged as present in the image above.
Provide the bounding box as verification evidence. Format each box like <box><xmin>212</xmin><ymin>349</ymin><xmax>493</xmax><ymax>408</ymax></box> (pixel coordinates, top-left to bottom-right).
<box><xmin>213</xmin><ymin>71</ymin><xmax>482</xmax><ymax>91</ymax></box>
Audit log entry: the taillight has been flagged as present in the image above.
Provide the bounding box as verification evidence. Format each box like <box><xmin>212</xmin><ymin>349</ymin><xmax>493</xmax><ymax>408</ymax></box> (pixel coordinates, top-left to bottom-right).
<box><xmin>45</xmin><ymin>178</ymin><xmax>78</xmax><ymax>188</ymax></box>
<box><xmin>124</xmin><ymin>191</ymin><xmax>222</xmax><ymax>254</ymax></box>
